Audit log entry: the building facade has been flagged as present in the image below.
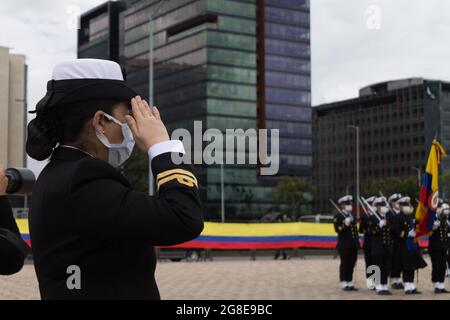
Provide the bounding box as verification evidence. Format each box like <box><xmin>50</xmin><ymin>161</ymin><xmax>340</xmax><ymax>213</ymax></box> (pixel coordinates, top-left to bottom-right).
<box><xmin>0</xmin><ymin>46</ymin><xmax>27</xmax><ymax>169</ymax></box>
<box><xmin>78</xmin><ymin>1</ymin><xmax>127</xmax><ymax>62</ymax></box>
<box><xmin>313</xmin><ymin>78</ymin><xmax>450</xmax><ymax>213</ymax></box>
<box><xmin>79</xmin><ymin>0</ymin><xmax>312</xmax><ymax>220</ymax></box>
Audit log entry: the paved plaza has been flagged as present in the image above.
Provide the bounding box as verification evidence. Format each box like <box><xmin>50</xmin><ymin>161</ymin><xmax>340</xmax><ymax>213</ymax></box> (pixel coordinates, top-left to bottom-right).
<box><xmin>0</xmin><ymin>256</ymin><xmax>448</xmax><ymax>300</ymax></box>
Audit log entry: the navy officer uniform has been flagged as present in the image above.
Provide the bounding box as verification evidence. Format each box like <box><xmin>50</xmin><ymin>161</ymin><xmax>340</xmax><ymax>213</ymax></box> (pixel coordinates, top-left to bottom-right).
<box><xmin>333</xmin><ymin>195</ymin><xmax>360</xmax><ymax>291</ymax></box>
<box><xmin>28</xmin><ymin>60</ymin><xmax>204</xmax><ymax>300</ymax></box>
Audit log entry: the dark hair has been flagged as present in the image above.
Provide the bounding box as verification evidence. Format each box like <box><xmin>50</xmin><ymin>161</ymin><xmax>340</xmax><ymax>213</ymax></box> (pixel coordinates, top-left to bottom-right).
<box><xmin>26</xmin><ymin>99</ymin><xmax>129</xmax><ymax>161</ymax></box>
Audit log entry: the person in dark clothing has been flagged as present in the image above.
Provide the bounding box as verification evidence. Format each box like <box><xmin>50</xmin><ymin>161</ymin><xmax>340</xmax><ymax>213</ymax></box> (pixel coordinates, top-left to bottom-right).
<box><xmin>334</xmin><ymin>195</ymin><xmax>360</xmax><ymax>291</ymax></box>
<box><xmin>386</xmin><ymin>193</ymin><xmax>404</xmax><ymax>290</ymax></box>
<box><xmin>396</xmin><ymin>197</ymin><xmax>426</xmax><ymax>295</ymax></box>
<box><xmin>0</xmin><ymin>166</ymin><xmax>29</xmax><ymax>275</ymax></box>
<box><xmin>27</xmin><ymin>59</ymin><xmax>204</xmax><ymax>300</ymax></box>
<box><xmin>358</xmin><ymin>196</ymin><xmax>376</xmax><ymax>290</ymax></box>
<box><xmin>369</xmin><ymin>197</ymin><xmax>393</xmax><ymax>295</ymax></box>
<box><xmin>428</xmin><ymin>203</ymin><xmax>450</xmax><ymax>293</ymax></box>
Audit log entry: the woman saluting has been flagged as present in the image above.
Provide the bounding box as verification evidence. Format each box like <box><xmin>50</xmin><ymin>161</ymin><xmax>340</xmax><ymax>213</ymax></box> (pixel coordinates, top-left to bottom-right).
<box><xmin>26</xmin><ymin>59</ymin><xmax>203</xmax><ymax>300</ymax></box>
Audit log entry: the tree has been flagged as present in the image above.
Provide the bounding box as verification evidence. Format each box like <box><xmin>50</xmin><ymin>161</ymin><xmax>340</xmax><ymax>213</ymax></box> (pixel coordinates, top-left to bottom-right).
<box><xmin>440</xmin><ymin>173</ymin><xmax>450</xmax><ymax>200</ymax></box>
<box><xmin>362</xmin><ymin>176</ymin><xmax>419</xmax><ymax>201</ymax></box>
<box><xmin>271</xmin><ymin>176</ymin><xmax>315</xmax><ymax>218</ymax></box>
<box><xmin>118</xmin><ymin>148</ymin><xmax>149</xmax><ymax>193</ymax></box>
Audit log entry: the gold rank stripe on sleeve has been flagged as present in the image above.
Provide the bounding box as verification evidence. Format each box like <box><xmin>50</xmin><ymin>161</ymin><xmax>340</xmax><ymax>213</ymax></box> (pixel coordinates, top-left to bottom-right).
<box><xmin>157</xmin><ymin>169</ymin><xmax>198</xmax><ymax>190</ymax></box>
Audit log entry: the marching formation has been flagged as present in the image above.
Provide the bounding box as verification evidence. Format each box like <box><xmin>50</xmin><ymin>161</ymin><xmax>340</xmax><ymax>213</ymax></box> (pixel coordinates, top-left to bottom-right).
<box><xmin>333</xmin><ymin>194</ymin><xmax>450</xmax><ymax>295</ymax></box>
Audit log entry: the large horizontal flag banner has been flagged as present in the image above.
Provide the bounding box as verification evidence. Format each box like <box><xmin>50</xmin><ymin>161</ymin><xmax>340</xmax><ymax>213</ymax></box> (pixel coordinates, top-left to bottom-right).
<box><xmin>169</xmin><ymin>222</ymin><xmax>339</xmax><ymax>249</ymax></box>
<box><xmin>17</xmin><ymin>220</ymin><xmax>428</xmax><ymax>250</ymax></box>
<box><xmin>415</xmin><ymin>139</ymin><xmax>447</xmax><ymax>237</ymax></box>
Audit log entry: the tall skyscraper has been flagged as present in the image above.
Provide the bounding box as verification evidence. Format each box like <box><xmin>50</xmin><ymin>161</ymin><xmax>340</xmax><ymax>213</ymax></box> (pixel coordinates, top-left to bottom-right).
<box><xmin>78</xmin><ymin>0</ymin><xmax>312</xmax><ymax>220</ymax></box>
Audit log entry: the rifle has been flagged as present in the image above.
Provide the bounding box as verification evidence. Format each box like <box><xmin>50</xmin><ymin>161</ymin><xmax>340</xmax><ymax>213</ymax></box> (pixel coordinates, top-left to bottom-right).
<box><xmin>360</xmin><ymin>196</ymin><xmax>382</xmax><ymax>222</ymax></box>
<box><xmin>329</xmin><ymin>199</ymin><xmax>349</xmax><ymax>219</ymax></box>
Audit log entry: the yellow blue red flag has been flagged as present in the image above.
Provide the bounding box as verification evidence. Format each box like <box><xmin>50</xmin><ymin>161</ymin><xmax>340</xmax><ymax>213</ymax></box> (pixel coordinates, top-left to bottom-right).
<box><xmin>415</xmin><ymin>139</ymin><xmax>446</xmax><ymax>237</ymax></box>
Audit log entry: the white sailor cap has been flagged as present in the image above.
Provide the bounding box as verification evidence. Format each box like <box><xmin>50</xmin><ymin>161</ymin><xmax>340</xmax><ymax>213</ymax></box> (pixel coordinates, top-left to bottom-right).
<box><xmin>338</xmin><ymin>195</ymin><xmax>353</xmax><ymax>204</ymax></box>
<box><xmin>388</xmin><ymin>193</ymin><xmax>402</xmax><ymax>203</ymax></box>
<box><xmin>373</xmin><ymin>197</ymin><xmax>387</xmax><ymax>206</ymax></box>
<box><xmin>397</xmin><ymin>196</ymin><xmax>411</xmax><ymax>205</ymax></box>
<box><xmin>30</xmin><ymin>59</ymin><xmax>136</xmax><ymax>115</ymax></box>
<box><xmin>440</xmin><ymin>203</ymin><xmax>450</xmax><ymax>210</ymax></box>
<box><xmin>366</xmin><ymin>196</ymin><xmax>377</xmax><ymax>205</ymax></box>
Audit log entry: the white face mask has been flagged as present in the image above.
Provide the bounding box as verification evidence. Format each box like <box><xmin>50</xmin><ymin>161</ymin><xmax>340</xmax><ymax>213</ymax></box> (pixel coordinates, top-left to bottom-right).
<box><xmin>96</xmin><ymin>113</ymin><xmax>135</xmax><ymax>167</ymax></box>
<box><xmin>345</xmin><ymin>205</ymin><xmax>352</xmax><ymax>212</ymax></box>
<box><xmin>401</xmin><ymin>206</ymin><xmax>412</xmax><ymax>215</ymax></box>
<box><xmin>379</xmin><ymin>206</ymin><xmax>389</xmax><ymax>216</ymax></box>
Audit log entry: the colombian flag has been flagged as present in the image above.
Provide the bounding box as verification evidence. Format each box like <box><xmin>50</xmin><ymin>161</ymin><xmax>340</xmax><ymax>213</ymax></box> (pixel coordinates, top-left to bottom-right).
<box><xmin>415</xmin><ymin>140</ymin><xmax>446</xmax><ymax>237</ymax></box>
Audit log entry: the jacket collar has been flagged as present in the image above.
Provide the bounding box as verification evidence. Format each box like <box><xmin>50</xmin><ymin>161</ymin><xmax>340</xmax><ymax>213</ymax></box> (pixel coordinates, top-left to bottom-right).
<box><xmin>50</xmin><ymin>146</ymin><xmax>92</xmax><ymax>162</ymax></box>
<box><xmin>49</xmin><ymin>146</ymin><xmax>132</xmax><ymax>188</ymax></box>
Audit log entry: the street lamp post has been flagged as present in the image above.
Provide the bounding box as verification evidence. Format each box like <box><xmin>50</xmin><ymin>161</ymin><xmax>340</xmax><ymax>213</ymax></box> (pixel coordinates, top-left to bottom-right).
<box><xmin>221</xmin><ymin>164</ymin><xmax>225</xmax><ymax>223</ymax></box>
<box><xmin>411</xmin><ymin>166</ymin><xmax>422</xmax><ymax>187</ymax></box>
<box><xmin>148</xmin><ymin>0</ymin><xmax>169</xmax><ymax>196</ymax></box>
<box><xmin>348</xmin><ymin>125</ymin><xmax>360</xmax><ymax>220</ymax></box>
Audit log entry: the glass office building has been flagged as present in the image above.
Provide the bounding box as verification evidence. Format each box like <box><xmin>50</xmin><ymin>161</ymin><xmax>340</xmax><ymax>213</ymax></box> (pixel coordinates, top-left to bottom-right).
<box><xmin>313</xmin><ymin>78</ymin><xmax>450</xmax><ymax>213</ymax></box>
<box><xmin>78</xmin><ymin>0</ymin><xmax>312</xmax><ymax>220</ymax></box>
<box><xmin>259</xmin><ymin>0</ymin><xmax>312</xmax><ymax>194</ymax></box>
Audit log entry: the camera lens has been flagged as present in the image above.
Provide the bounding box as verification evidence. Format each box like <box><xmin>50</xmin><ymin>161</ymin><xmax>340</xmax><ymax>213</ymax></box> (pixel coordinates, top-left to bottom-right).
<box><xmin>5</xmin><ymin>168</ymin><xmax>36</xmax><ymax>195</ymax></box>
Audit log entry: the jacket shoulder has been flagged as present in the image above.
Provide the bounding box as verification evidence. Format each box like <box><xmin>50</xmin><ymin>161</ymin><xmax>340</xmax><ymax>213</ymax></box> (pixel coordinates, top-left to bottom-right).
<box><xmin>69</xmin><ymin>157</ymin><xmax>130</xmax><ymax>191</ymax></box>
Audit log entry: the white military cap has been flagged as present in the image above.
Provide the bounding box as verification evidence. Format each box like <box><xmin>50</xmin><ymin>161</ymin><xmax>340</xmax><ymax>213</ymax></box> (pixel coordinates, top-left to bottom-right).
<box><xmin>397</xmin><ymin>196</ymin><xmax>411</xmax><ymax>205</ymax></box>
<box><xmin>338</xmin><ymin>195</ymin><xmax>353</xmax><ymax>204</ymax></box>
<box><xmin>30</xmin><ymin>59</ymin><xmax>136</xmax><ymax>115</ymax></box>
<box><xmin>366</xmin><ymin>196</ymin><xmax>377</xmax><ymax>204</ymax></box>
<box><xmin>440</xmin><ymin>203</ymin><xmax>450</xmax><ymax>210</ymax></box>
<box><xmin>388</xmin><ymin>193</ymin><xmax>402</xmax><ymax>203</ymax></box>
<box><xmin>373</xmin><ymin>197</ymin><xmax>387</xmax><ymax>206</ymax></box>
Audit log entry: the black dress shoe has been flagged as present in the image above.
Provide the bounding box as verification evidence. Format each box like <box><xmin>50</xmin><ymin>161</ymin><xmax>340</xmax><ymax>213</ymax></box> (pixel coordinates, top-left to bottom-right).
<box><xmin>377</xmin><ymin>290</ymin><xmax>392</xmax><ymax>295</ymax></box>
<box><xmin>411</xmin><ymin>289</ymin><xmax>421</xmax><ymax>294</ymax></box>
<box><xmin>342</xmin><ymin>287</ymin><xmax>352</xmax><ymax>291</ymax></box>
<box><xmin>435</xmin><ymin>288</ymin><xmax>450</xmax><ymax>294</ymax></box>
<box><xmin>405</xmin><ymin>289</ymin><xmax>421</xmax><ymax>295</ymax></box>
<box><xmin>392</xmin><ymin>283</ymin><xmax>404</xmax><ymax>290</ymax></box>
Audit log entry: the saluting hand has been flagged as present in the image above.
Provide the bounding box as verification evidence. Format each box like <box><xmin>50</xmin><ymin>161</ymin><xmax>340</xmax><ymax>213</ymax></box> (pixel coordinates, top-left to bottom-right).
<box><xmin>126</xmin><ymin>96</ymin><xmax>170</xmax><ymax>152</ymax></box>
<box><xmin>0</xmin><ymin>165</ymin><xmax>8</xmax><ymax>196</ymax></box>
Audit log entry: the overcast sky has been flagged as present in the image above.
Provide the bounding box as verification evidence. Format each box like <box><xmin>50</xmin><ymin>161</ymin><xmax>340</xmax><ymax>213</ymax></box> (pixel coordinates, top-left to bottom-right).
<box><xmin>1</xmin><ymin>0</ymin><xmax>450</xmax><ymax>174</ymax></box>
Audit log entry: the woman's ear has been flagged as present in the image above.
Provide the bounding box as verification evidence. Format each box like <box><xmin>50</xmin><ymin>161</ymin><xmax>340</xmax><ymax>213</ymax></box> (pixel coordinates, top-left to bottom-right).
<box><xmin>92</xmin><ymin>111</ymin><xmax>106</xmax><ymax>134</ymax></box>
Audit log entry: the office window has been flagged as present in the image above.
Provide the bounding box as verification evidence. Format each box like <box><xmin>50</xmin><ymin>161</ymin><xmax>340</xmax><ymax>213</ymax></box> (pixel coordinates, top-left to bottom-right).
<box><xmin>207</xmin><ymin>31</ymin><xmax>256</xmax><ymax>52</ymax></box>
<box><xmin>208</xmin><ymin>65</ymin><xmax>256</xmax><ymax>84</ymax></box>
<box><xmin>266</xmin><ymin>23</ymin><xmax>309</xmax><ymax>41</ymax></box>
<box><xmin>207</xmin><ymin>99</ymin><xmax>257</xmax><ymax>117</ymax></box>
<box><xmin>89</xmin><ymin>13</ymin><xmax>109</xmax><ymax>41</ymax></box>
<box><xmin>265</xmin><ymin>39</ymin><xmax>310</xmax><ymax>57</ymax></box>
<box><xmin>206</xmin><ymin>0</ymin><xmax>256</xmax><ymax>18</ymax></box>
<box><xmin>207</xmin><ymin>82</ymin><xmax>257</xmax><ymax>101</ymax></box>
<box><xmin>265</xmin><ymin>55</ymin><xmax>310</xmax><ymax>73</ymax></box>
<box><xmin>265</xmin><ymin>0</ymin><xmax>310</xmax><ymax>10</ymax></box>
<box><xmin>265</xmin><ymin>6</ymin><xmax>310</xmax><ymax>25</ymax></box>
<box><xmin>266</xmin><ymin>87</ymin><xmax>311</xmax><ymax>105</ymax></box>
<box><xmin>266</xmin><ymin>120</ymin><xmax>312</xmax><ymax>136</ymax></box>
<box><xmin>265</xmin><ymin>71</ymin><xmax>310</xmax><ymax>90</ymax></box>
<box><xmin>218</xmin><ymin>16</ymin><xmax>256</xmax><ymax>35</ymax></box>
<box><xmin>265</xmin><ymin>104</ymin><xmax>312</xmax><ymax>121</ymax></box>
<box><xmin>208</xmin><ymin>48</ymin><xmax>256</xmax><ymax>68</ymax></box>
